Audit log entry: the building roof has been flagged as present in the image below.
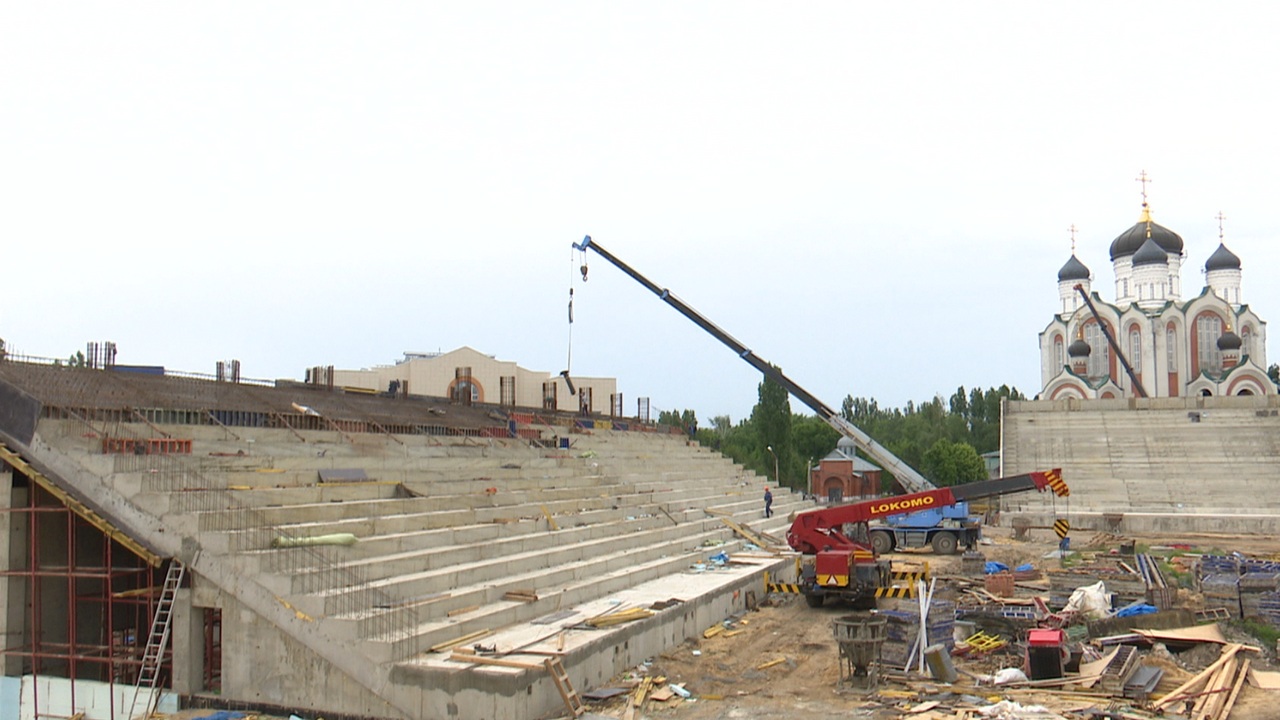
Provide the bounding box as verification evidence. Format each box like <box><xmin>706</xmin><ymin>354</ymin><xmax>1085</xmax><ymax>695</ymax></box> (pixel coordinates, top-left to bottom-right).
<box><xmin>1109</xmin><ymin>208</ymin><xmax>1184</xmax><ymax>260</ymax></box>
<box><xmin>1132</xmin><ymin>236</ymin><xmax>1170</xmax><ymax>267</ymax></box>
<box><xmin>1057</xmin><ymin>254</ymin><xmax>1091</xmax><ymax>282</ymax></box>
<box><xmin>828</xmin><ymin>438</ymin><xmax>883</xmax><ymax>472</ymax></box>
<box><xmin>1205</xmin><ymin>242</ymin><xmax>1242</xmax><ymax>271</ymax></box>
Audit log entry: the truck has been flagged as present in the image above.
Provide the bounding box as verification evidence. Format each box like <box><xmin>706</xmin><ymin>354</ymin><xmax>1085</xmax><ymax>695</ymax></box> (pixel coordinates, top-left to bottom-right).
<box><xmin>786</xmin><ymin>469</ymin><xmax>1066</xmax><ymax>606</ymax></box>
<box><xmin>572</xmin><ymin>235</ymin><xmax>1070</xmax><ymax>606</ymax></box>
<box><xmin>867</xmin><ymin>502</ymin><xmax>981</xmax><ymax>556</ymax></box>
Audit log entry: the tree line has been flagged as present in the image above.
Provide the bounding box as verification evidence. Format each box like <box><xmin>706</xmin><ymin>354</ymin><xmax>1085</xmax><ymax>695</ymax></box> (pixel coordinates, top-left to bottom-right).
<box><xmin>657</xmin><ymin>374</ymin><xmax>1026</xmax><ymax>495</ymax></box>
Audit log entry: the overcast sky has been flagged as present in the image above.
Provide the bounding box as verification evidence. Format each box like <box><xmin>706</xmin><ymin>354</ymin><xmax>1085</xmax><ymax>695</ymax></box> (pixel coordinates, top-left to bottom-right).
<box><xmin>3</xmin><ymin>4</ymin><xmax>1279</xmax><ymax>423</ymax></box>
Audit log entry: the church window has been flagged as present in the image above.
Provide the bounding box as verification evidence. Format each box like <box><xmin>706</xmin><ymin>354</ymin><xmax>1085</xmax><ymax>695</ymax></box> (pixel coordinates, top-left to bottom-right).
<box><xmin>1129</xmin><ymin>328</ymin><xmax>1141</xmax><ymax>367</ymax></box>
<box><xmin>1166</xmin><ymin>326</ymin><xmax>1177</xmax><ymax>371</ymax></box>
<box><xmin>1085</xmin><ymin>321</ymin><xmax>1110</xmax><ymax>378</ymax></box>
<box><xmin>1054</xmin><ymin>337</ymin><xmax>1064</xmax><ymax>368</ymax></box>
<box><xmin>1196</xmin><ymin>314</ymin><xmax>1223</xmax><ymax>374</ymax></box>
<box><xmin>1122</xmin><ymin>279</ymin><xmax>1128</xmax><ymax>297</ymax></box>
<box><xmin>1242</xmin><ymin>325</ymin><xmax>1253</xmax><ymax>357</ymax></box>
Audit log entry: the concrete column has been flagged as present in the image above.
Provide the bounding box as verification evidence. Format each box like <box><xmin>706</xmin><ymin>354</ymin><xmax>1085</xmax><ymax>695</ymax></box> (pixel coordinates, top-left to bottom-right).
<box><xmin>170</xmin><ymin>588</ymin><xmax>204</xmax><ymax>695</ymax></box>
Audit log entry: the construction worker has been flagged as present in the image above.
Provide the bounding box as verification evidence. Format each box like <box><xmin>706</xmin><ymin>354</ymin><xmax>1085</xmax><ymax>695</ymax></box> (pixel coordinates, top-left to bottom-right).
<box><xmin>763</xmin><ymin>487</ymin><xmax>773</xmax><ymax>518</ymax></box>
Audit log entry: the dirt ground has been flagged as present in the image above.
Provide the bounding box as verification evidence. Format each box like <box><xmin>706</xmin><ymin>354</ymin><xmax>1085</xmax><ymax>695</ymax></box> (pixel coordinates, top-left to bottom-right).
<box><xmin>581</xmin><ymin>528</ymin><xmax>1280</xmax><ymax>720</ymax></box>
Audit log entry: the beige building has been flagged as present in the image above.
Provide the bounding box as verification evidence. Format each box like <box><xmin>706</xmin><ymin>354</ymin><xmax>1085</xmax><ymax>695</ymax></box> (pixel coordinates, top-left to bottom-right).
<box><xmin>326</xmin><ymin>346</ymin><xmax>622</xmax><ymax>415</ymax></box>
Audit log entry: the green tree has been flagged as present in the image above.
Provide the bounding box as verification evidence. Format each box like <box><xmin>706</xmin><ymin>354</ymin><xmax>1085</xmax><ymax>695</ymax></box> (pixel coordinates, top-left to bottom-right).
<box><xmin>920</xmin><ymin>438</ymin><xmax>987</xmax><ymax>486</ymax></box>
<box><xmin>657</xmin><ymin>408</ymin><xmax>698</xmax><ymax>435</ymax></box>
<box><xmin>1269</xmin><ymin>364</ymin><xmax>1280</xmax><ymax>388</ymax></box>
<box><xmin>751</xmin><ymin>370</ymin><xmax>795</xmax><ymax>489</ymax></box>
<box><xmin>791</xmin><ymin>414</ymin><xmax>841</xmax><ymax>483</ymax></box>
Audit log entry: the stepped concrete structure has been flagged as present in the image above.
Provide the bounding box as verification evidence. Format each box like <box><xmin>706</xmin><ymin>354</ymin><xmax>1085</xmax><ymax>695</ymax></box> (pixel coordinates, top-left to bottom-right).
<box><xmin>1001</xmin><ymin>395</ymin><xmax>1280</xmax><ymax>536</ymax></box>
<box><xmin>0</xmin><ymin>361</ymin><xmax>800</xmax><ymax>720</ymax></box>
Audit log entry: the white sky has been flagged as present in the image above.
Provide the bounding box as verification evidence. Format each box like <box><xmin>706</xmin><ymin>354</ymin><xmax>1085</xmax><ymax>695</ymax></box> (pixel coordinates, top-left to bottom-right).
<box><xmin>3</xmin><ymin>3</ymin><xmax>1279</xmax><ymax>423</ymax></box>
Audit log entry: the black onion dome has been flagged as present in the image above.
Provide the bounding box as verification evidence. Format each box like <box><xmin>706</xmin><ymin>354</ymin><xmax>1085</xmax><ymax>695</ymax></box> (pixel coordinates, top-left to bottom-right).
<box><xmin>1109</xmin><ymin>212</ymin><xmax>1184</xmax><ymax>260</ymax></box>
<box><xmin>1205</xmin><ymin>243</ymin><xmax>1242</xmax><ymax>271</ymax></box>
<box><xmin>1068</xmin><ymin>338</ymin><xmax>1091</xmax><ymax>358</ymax></box>
<box><xmin>1058</xmin><ymin>254</ymin><xmax>1091</xmax><ymax>282</ymax></box>
<box><xmin>1132</xmin><ymin>237</ymin><xmax>1170</xmax><ymax>267</ymax></box>
<box><xmin>1217</xmin><ymin>330</ymin><xmax>1242</xmax><ymax>351</ymax></box>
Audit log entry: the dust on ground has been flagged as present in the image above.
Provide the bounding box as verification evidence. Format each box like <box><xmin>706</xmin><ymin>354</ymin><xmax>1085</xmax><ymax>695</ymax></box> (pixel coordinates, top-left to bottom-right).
<box><xmin>582</xmin><ymin>528</ymin><xmax>1280</xmax><ymax>720</ymax></box>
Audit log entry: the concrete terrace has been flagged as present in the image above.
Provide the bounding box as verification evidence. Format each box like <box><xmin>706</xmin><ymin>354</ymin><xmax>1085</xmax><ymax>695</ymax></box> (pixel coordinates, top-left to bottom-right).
<box><xmin>0</xmin><ymin>363</ymin><xmax>800</xmax><ymax>720</ymax></box>
<box><xmin>1001</xmin><ymin>394</ymin><xmax>1280</xmax><ymax>535</ymax></box>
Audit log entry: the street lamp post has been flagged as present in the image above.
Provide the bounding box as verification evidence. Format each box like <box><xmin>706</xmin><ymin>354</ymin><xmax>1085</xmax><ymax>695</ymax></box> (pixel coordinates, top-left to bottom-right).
<box><xmin>766</xmin><ymin>445</ymin><xmax>780</xmax><ymax>488</ymax></box>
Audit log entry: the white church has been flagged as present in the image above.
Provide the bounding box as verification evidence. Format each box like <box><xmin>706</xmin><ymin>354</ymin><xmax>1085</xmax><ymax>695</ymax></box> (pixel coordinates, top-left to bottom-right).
<box><xmin>1039</xmin><ymin>191</ymin><xmax>1272</xmax><ymax>400</ymax></box>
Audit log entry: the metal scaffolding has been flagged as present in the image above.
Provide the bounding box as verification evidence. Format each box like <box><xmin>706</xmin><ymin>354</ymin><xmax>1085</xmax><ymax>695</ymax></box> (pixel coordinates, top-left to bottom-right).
<box><xmin>0</xmin><ymin>476</ymin><xmax>174</xmax><ymax>720</ymax></box>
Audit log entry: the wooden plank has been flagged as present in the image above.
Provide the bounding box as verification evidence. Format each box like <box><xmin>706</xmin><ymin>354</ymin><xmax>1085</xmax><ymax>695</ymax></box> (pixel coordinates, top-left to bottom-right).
<box><xmin>756</xmin><ymin>657</ymin><xmax>787</xmax><ymax>670</ymax></box>
<box><xmin>1219</xmin><ymin>658</ymin><xmax>1251</xmax><ymax>720</ymax></box>
<box><xmin>447</xmin><ymin>653</ymin><xmax>541</xmax><ymax>670</ymax></box>
<box><xmin>1153</xmin><ymin>643</ymin><xmax>1242</xmax><ymax>710</ymax></box>
<box><xmin>429</xmin><ymin>629</ymin><xmax>492</xmax><ymax>654</ymax></box>
<box><xmin>447</xmin><ymin>604</ymin><xmax>481</xmax><ymax>617</ymax></box>
<box><xmin>721</xmin><ymin>518</ymin><xmax>767</xmax><ymax>547</ymax></box>
<box><xmin>541</xmin><ymin>505</ymin><xmax>560</xmax><ymax>531</ymax></box>
<box><xmin>1190</xmin><ymin>656</ymin><xmax>1233</xmax><ymax>720</ymax></box>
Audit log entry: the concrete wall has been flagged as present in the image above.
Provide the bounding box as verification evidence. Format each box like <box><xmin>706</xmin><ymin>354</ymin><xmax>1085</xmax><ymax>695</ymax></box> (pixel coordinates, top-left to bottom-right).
<box><xmin>1002</xmin><ymin>394</ymin><xmax>1280</xmax><ymax>533</ymax></box>
<box><xmin>217</xmin><ymin>594</ymin><xmax>399</xmax><ymax>718</ymax></box>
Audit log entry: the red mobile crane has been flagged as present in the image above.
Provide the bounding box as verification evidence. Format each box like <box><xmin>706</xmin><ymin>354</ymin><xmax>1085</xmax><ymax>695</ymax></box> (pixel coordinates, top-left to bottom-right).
<box><xmin>787</xmin><ymin>469</ymin><xmax>1066</xmax><ymax>606</ymax></box>
<box><xmin>572</xmin><ymin>236</ymin><xmax>1069</xmax><ymax>607</ymax></box>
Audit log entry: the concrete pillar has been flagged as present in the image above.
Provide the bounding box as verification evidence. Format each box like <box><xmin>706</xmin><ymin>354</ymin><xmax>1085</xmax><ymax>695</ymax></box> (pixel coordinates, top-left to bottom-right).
<box><xmin>170</xmin><ymin>588</ymin><xmax>204</xmax><ymax>695</ymax></box>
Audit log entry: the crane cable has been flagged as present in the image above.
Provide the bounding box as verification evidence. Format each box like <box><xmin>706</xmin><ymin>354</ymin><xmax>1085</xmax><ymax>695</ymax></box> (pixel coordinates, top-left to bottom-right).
<box><xmin>566</xmin><ymin>244</ymin><xmax>575</xmax><ymax>374</ymax></box>
<box><xmin>564</xmin><ymin>245</ymin><xmax>588</xmax><ymax>388</ymax></box>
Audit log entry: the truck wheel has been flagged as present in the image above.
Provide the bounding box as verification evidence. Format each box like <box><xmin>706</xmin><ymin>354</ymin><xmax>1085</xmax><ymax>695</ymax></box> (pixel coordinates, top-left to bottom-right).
<box><xmin>869</xmin><ymin>530</ymin><xmax>894</xmax><ymax>555</ymax></box>
<box><xmin>804</xmin><ymin>592</ymin><xmax>825</xmax><ymax>608</ymax></box>
<box><xmin>930</xmin><ymin>531</ymin><xmax>958</xmax><ymax>555</ymax></box>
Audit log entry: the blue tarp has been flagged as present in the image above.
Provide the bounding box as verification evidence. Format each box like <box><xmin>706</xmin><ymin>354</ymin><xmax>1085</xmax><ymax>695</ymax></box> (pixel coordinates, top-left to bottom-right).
<box><xmin>1115</xmin><ymin>604</ymin><xmax>1159</xmax><ymax>617</ymax></box>
<box><xmin>984</xmin><ymin>561</ymin><xmax>1009</xmax><ymax>574</ymax></box>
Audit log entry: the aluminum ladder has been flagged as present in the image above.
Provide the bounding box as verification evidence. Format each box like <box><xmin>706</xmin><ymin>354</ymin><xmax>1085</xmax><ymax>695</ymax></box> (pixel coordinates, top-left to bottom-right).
<box><xmin>127</xmin><ymin>560</ymin><xmax>185</xmax><ymax>719</ymax></box>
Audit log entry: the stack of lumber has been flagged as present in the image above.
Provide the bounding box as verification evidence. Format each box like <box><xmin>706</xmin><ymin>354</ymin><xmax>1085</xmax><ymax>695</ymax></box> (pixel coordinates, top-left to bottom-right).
<box><xmin>586</xmin><ymin>607</ymin><xmax>654</xmax><ymax>628</ymax></box>
<box><xmin>1151</xmin><ymin>642</ymin><xmax>1256</xmax><ymax>720</ymax></box>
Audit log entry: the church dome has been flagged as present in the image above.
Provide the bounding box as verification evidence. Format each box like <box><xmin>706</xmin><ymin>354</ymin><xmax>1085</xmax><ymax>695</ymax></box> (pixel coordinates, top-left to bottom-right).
<box><xmin>1068</xmin><ymin>337</ymin><xmax>1091</xmax><ymax>358</ymax></box>
<box><xmin>1057</xmin><ymin>254</ymin><xmax>1090</xmax><ymax>282</ymax></box>
<box><xmin>1109</xmin><ymin>209</ymin><xmax>1184</xmax><ymax>260</ymax></box>
<box><xmin>1132</xmin><ymin>237</ymin><xmax>1170</xmax><ymax>267</ymax></box>
<box><xmin>1217</xmin><ymin>330</ymin><xmax>1243</xmax><ymax>351</ymax></box>
<box><xmin>1205</xmin><ymin>243</ymin><xmax>1242</xmax><ymax>271</ymax></box>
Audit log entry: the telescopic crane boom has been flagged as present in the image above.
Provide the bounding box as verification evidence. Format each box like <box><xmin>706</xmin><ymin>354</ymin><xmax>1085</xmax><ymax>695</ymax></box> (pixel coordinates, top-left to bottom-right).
<box><xmin>1073</xmin><ymin>284</ymin><xmax>1147</xmax><ymax>398</ymax></box>
<box><xmin>572</xmin><ymin>235</ymin><xmax>936</xmax><ymax>493</ymax></box>
<box><xmin>573</xmin><ymin>235</ymin><xmax>1070</xmax><ymax>607</ymax></box>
